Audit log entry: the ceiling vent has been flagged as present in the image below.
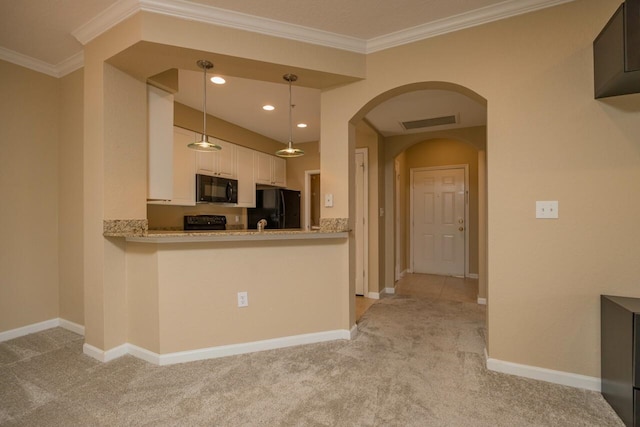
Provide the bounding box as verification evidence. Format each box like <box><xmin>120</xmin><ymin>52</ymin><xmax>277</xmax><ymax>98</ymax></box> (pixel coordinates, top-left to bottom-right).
<box><xmin>401</xmin><ymin>114</ymin><xmax>457</xmax><ymax>130</ymax></box>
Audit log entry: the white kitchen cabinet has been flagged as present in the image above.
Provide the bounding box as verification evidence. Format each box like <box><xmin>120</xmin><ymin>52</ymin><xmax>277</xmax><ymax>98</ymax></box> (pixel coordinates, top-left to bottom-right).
<box><xmin>147</xmin><ymin>85</ymin><xmax>174</xmax><ymax>201</ymax></box>
<box><xmin>196</xmin><ymin>137</ymin><xmax>237</xmax><ymax>178</ymax></box>
<box><xmin>148</xmin><ymin>126</ymin><xmax>196</xmax><ymax>206</ymax></box>
<box><xmin>235</xmin><ymin>146</ymin><xmax>256</xmax><ymax>207</ymax></box>
<box><xmin>255</xmin><ymin>151</ymin><xmax>286</xmax><ymax>187</ymax></box>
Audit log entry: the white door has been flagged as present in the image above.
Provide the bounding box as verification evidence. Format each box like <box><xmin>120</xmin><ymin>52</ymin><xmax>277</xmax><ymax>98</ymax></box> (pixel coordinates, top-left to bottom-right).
<box><xmin>355</xmin><ymin>149</ymin><xmax>368</xmax><ymax>296</ymax></box>
<box><xmin>412</xmin><ymin>167</ymin><xmax>465</xmax><ymax>276</ymax></box>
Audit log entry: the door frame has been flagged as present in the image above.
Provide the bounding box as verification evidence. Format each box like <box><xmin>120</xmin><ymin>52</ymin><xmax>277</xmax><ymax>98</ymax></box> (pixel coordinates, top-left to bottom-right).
<box><xmin>304</xmin><ymin>169</ymin><xmax>321</xmax><ymax>230</ymax></box>
<box><xmin>409</xmin><ymin>164</ymin><xmax>469</xmax><ymax>277</ymax></box>
<box><xmin>355</xmin><ymin>148</ymin><xmax>369</xmax><ymax>297</ymax></box>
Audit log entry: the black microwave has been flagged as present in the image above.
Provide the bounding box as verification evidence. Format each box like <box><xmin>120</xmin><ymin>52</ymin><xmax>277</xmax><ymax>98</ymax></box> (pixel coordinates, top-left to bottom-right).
<box><xmin>196</xmin><ymin>174</ymin><xmax>238</xmax><ymax>204</ymax></box>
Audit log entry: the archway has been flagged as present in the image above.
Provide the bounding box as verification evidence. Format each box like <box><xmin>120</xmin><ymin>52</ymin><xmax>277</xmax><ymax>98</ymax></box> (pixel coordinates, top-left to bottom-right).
<box><xmin>347</xmin><ymin>81</ymin><xmax>488</xmax><ymax>315</ymax></box>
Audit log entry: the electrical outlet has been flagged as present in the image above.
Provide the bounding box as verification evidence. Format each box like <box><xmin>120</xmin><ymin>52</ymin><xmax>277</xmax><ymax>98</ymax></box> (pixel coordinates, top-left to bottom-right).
<box><xmin>237</xmin><ymin>291</ymin><xmax>248</xmax><ymax>307</ymax></box>
<box><xmin>535</xmin><ymin>201</ymin><xmax>559</xmax><ymax>219</ymax></box>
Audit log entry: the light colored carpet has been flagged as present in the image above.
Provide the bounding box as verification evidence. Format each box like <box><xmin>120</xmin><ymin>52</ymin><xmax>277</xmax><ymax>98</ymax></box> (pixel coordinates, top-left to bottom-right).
<box><xmin>0</xmin><ymin>281</ymin><xmax>623</xmax><ymax>426</ymax></box>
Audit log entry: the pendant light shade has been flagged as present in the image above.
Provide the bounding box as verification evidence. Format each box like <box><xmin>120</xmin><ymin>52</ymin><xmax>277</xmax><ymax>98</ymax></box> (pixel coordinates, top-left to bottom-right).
<box><xmin>188</xmin><ymin>60</ymin><xmax>222</xmax><ymax>152</ymax></box>
<box><xmin>275</xmin><ymin>73</ymin><xmax>304</xmax><ymax>158</ymax></box>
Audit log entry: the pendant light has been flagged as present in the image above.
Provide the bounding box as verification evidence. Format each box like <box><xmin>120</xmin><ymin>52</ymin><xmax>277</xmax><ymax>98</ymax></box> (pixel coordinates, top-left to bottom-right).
<box><xmin>275</xmin><ymin>73</ymin><xmax>305</xmax><ymax>158</ymax></box>
<box><xmin>188</xmin><ymin>60</ymin><xmax>222</xmax><ymax>151</ymax></box>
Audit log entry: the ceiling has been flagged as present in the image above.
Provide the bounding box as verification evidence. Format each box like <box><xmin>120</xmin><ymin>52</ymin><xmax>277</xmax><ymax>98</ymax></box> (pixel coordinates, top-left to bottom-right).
<box><xmin>0</xmin><ymin>0</ymin><xmax>572</xmax><ymax>144</ymax></box>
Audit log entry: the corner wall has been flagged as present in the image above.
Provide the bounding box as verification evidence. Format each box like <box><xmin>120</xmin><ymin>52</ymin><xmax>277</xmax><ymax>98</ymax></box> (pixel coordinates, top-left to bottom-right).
<box><xmin>0</xmin><ymin>60</ymin><xmax>60</xmax><ymax>332</ymax></box>
<box><xmin>59</xmin><ymin>68</ymin><xmax>85</xmax><ymax>326</ymax></box>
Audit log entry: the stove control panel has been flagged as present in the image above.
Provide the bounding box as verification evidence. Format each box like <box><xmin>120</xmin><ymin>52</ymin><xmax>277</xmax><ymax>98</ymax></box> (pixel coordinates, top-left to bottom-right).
<box><xmin>184</xmin><ymin>215</ymin><xmax>227</xmax><ymax>231</ymax></box>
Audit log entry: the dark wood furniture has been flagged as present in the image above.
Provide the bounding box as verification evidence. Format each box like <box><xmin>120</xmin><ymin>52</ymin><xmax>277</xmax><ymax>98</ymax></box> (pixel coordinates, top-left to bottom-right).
<box><xmin>601</xmin><ymin>295</ymin><xmax>640</xmax><ymax>426</ymax></box>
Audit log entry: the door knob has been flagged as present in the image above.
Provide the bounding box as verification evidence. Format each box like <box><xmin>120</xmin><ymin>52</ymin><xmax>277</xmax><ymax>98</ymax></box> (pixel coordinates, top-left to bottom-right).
<box><xmin>458</xmin><ymin>219</ymin><xmax>464</xmax><ymax>224</ymax></box>
<box><xmin>458</xmin><ymin>227</ymin><xmax>464</xmax><ymax>231</ymax></box>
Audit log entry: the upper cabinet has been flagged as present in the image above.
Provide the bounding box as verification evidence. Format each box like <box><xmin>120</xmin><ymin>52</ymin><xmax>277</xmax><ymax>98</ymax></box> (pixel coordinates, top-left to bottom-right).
<box><xmin>196</xmin><ymin>138</ymin><xmax>237</xmax><ymax>178</ymax></box>
<box><xmin>255</xmin><ymin>151</ymin><xmax>286</xmax><ymax>187</ymax></box>
<box><xmin>236</xmin><ymin>146</ymin><xmax>256</xmax><ymax>207</ymax></box>
<box><xmin>147</xmin><ymin>85</ymin><xmax>174</xmax><ymax>201</ymax></box>
<box><xmin>148</xmin><ymin>127</ymin><xmax>196</xmax><ymax>206</ymax></box>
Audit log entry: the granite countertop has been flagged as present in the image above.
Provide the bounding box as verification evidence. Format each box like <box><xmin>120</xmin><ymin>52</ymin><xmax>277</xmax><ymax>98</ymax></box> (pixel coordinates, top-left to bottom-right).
<box><xmin>103</xmin><ymin>218</ymin><xmax>350</xmax><ymax>243</ymax></box>
<box><xmin>124</xmin><ymin>228</ymin><xmax>349</xmax><ymax>243</ymax></box>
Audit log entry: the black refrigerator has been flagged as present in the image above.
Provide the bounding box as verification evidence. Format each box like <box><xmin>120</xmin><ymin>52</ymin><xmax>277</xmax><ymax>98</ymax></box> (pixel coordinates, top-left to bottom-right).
<box><xmin>247</xmin><ymin>189</ymin><xmax>301</xmax><ymax>229</ymax></box>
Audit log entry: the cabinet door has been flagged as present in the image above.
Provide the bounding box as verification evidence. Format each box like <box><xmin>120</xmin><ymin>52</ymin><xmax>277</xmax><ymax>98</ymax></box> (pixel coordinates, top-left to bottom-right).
<box><xmin>272</xmin><ymin>156</ymin><xmax>286</xmax><ymax>187</ymax></box>
<box><xmin>236</xmin><ymin>146</ymin><xmax>256</xmax><ymax>207</ymax></box>
<box><xmin>255</xmin><ymin>151</ymin><xmax>273</xmax><ymax>185</ymax></box>
<box><xmin>216</xmin><ymin>139</ymin><xmax>237</xmax><ymax>179</ymax></box>
<box><xmin>169</xmin><ymin>127</ymin><xmax>196</xmax><ymax>206</ymax></box>
<box><xmin>147</xmin><ymin>85</ymin><xmax>174</xmax><ymax>200</ymax></box>
<box><xmin>196</xmin><ymin>137</ymin><xmax>237</xmax><ymax>178</ymax></box>
<box><xmin>195</xmin><ymin>135</ymin><xmax>215</xmax><ymax>176</ymax></box>
<box><xmin>148</xmin><ymin>127</ymin><xmax>196</xmax><ymax>206</ymax></box>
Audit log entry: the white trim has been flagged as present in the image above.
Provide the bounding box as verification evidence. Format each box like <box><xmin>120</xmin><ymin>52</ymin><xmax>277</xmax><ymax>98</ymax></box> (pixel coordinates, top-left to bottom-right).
<box><xmin>384</xmin><ymin>287</ymin><xmax>396</xmax><ymax>295</ymax></box>
<box><xmin>3</xmin><ymin>0</ymin><xmax>576</xmax><ymax>78</ymax></box>
<box><xmin>0</xmin><ymin>317</ymin><xmax>85</xmax><ymax>342</ymax></box>
<box><xmin>83</xmin><ymin>329</ymin><xmax>353</xmax><ymax>366</ymax></box>
<box><xmin>468</xmin><ymin>273</ymin><xmax>479</xmax><ymax>279</ymax></box>
<box><xmin>83</xmin><ymin>343</ymin><xmax>129</xmax><ymax>363</ymax></box>
<box><xmin>477</xmin><ymin>297</ymin><xmax>487</xmax><ymax>305</ymax></box>
<box><xmin>367</xmin><ymin>292</ymin><xmax>381</xmax><ymax>300</ymax></box>
<box><xmin>72</xmin><ymin>0</ymin><xmax>575</xmax><ymax>53</ymax></box>
<box><xmin>0</xmin><ymin>319</ymin><xmax>60</xmax><ymax>342</ymax></box>
<box><xmin>366</xmin><ymin>0</ymin><xmax>576</xmax><ymax>53</ymax></box>
<box><xmin>73</xmin><ymin>0</ymin><xmax>365</xmax><ymax>52</ymax></box>
<box><xmin>355</xmin><ymin>147</ymin><xmax>369</xmax><ymax>298</ymax></box>
<box><xmin>304</xmin><ymin>169</ymin><xmax>321</xmax><ymax>230</ymax></box>
<box><xmin>72</xmin><ymin>0</ymin><xmax>140</xmax><ymax>45</ymax></box>
<box><xmin>59</xmin><ymin>319</ymin><xmax>85</xmax><ymax>336</ymax></box>
<box><xmin>486</xmin><ymin>355</ymin><xmax>601</xmax><ymax>392</ymax></box>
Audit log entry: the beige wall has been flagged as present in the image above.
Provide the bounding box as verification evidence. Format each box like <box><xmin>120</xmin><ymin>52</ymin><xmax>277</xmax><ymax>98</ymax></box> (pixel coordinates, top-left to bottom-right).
<box><xmin>320</xmin><ymin>0</ymin><xmax>640</xmax><ymax>378</ymax></box>
<box><xmin>58</xmin><ymin>69</ymin><xmax>85</xmax><ymax>326</ymax></box>
<box><xmin>127</xmin><ymin>239</ymin><xmax>349</xmax><ymax>353</ymax></box>
<box><xmin>7</xmin><ymin>0</ymin><xmax>637</xmax><ymax>383</ymax></box>
<box><xmin>402</xmin><ymin>138</ymin><xmax>479</xmax><ymax>275</ymax></box>
<box><xmin>0</xmin><ymin>60</ymin><xmax>60</xmax><ymax>332</ymax></box>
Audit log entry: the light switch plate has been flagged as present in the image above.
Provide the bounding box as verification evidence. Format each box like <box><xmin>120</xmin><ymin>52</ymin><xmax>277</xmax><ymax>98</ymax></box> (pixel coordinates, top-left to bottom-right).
<box><xmin>536</xmin><ymin>201</ymin><xmax>559</xmax><ymax>219</ymax></box>
<box><xmin>324</xmin><ymin>193</ymin><xmax>333</xmax><ymax>207</ymax></box>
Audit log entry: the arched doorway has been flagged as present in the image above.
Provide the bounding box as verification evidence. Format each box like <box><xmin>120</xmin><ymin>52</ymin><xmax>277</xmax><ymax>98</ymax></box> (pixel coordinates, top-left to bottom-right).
<box><xmin>347</xmin><ymin>81</ymin><xmax>488</xmax><ymax>316</ymax></box>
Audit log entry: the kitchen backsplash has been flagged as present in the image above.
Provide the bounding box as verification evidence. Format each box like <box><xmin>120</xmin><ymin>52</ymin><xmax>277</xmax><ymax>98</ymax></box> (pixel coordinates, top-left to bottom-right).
<box><xmin>147</xmin><ymin>204</ymin><xmax>246</xmax><ymax>230</ymax></box>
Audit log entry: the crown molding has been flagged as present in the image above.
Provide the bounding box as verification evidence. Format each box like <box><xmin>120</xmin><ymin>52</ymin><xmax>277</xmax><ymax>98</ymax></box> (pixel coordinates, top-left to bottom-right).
<box><xmin>366</xmin><ymin>0</ymin><xmax>576</xmax><ymax>53</ymax></box>
<box><xmin>139</xmin><ymin>0</ymin><xmax>366</xmax><ymax>53</ymax></box>
<box><xmin>0</xmin><ymin>47</ymin><xmax>84</xmax><ymax>78</ymax></box>
<box><xmin>4</xmin><ymin>0</ymin><xmax>577</xmax><ymax>78</ymax></box>
<box><xmin>0</xmin><ymin>47</ymin><xmax>59</xmax><ymax>77</ymax></box>
<box><xmin>72</xmin><ymin>0</ymin><xmax>140</xmax><ymax>45</ymax></box>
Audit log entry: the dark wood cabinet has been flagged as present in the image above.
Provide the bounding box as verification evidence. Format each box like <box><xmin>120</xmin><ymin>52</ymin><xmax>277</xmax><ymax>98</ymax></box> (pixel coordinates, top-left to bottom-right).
<box><xmin>601</xmin><ymin>295</ymin><xmax>640</xmax><ymax>426</ymax></box>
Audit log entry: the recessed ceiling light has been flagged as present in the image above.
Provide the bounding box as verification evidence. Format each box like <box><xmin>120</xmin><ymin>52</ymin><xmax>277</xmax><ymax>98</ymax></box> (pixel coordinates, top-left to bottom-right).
<box><xmin>210</xmin><ymin>76</ymin><xmax>225</xmax><ymax>84</ymax></box>
<box><xmin>297</xmin><ymin>123</ymin><xmax>307</xmax><ymax>128</ymax></box>
<box><xmin>263</xmin><ymin>105</ymin><xmax>275</xmax><ymax>111</ymax></box>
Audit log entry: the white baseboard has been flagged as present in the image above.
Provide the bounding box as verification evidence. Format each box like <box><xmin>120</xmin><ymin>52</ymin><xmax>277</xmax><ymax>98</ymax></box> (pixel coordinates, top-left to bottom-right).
<box><xmin>384</xmin><ymin>287</ymin><xmax>396</xmax><ymax>295</ymax></box>
<box><xmin>83</xmin><ymin>329</ymin><xmax>354</xmax><ymax>366</ymax></box>
<box><xmin>59</xmin><ymin>319</ymin><xmax>85</xmax><ymax>335</ymax></box>
<box><xmin>0</xmin><ymin>319</ymin><xmax>59</xmax><ymax>342</ymax></box>
<box><xmin>367</xmin><ymin>292</ymin><xmax>381</xmax><ymax>300</ymax></box>
<box><xmin>486</xmin><ymin>353</ymin><xmax>601</xmax><ymax>392</ymax></box>
<box><xmin>0</xmin><ymin>317</ymin><xmax>85</xmax><ymax>343</ymax></box>
<box><xmin>83</xmin><ymin>343</ymin><xmax>129</xmax><ymax>363</ymax></box>
<box><xmin>468</xmin><ymin>273</ymin><xmax>479</xmax><ymax>279</ymax></box>
<box><xmin>477</xmin><ymin>297</ymin><xmax>487</xmax><ymax>305</ymax></box>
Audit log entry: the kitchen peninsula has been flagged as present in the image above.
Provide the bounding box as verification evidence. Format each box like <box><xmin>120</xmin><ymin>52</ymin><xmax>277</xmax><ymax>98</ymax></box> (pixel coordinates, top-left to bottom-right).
<box><xmin>98</xmin><ymin>220</ymin><xmax>352</xmax><ymax>366</ymax></box>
